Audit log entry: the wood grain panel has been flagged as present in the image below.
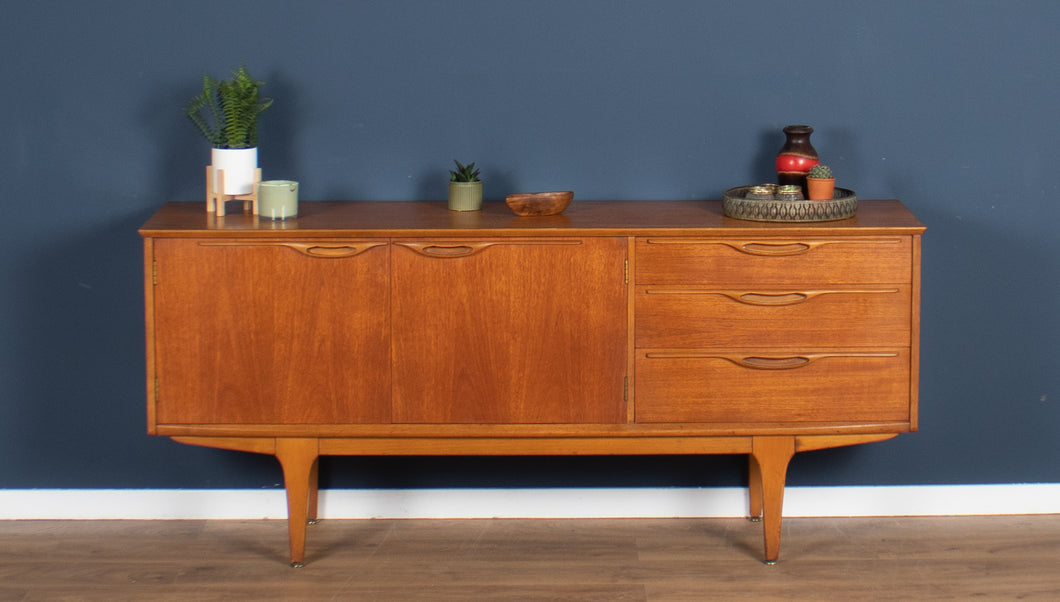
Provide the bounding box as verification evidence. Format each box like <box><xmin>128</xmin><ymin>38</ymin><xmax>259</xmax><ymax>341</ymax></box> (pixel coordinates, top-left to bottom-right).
<box><xmin>151</xmin><ymin>239</ymin><xmax>391</xmax><ymax>425</ymax></box>
<box><xmin>391</xmin><ymin>238</ymin><xmax>627</xmax><ymax>423</ymax></box>
<box><xmin>635</xmin><ymin>349</ymin><xmax>911</xmax><ymax>423</ymax></box>
<box><xmin>635</xmin><ymin>237</ymin><xmax>912</xmax><ymax>285</ymax></box>
<box><xmin>636</xmin><ymin>284</ymin><xmax>911</xmax><ymax>348</ymax></box>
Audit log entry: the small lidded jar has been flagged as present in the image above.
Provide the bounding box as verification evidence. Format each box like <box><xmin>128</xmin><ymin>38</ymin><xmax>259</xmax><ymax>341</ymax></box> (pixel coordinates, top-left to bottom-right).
<box><xmin>776</xmin><ymin>185</ymin><xmax>804</xmax><ymax>201</ymax></box>
<box><xmin>746</xmin><ymin>184</ymin><xmax>776</xmax><ymax>200</ymax></box>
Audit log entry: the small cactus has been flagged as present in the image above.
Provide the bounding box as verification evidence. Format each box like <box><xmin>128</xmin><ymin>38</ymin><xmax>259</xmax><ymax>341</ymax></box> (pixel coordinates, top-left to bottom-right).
<box><xmin>808</xmin><ymin>164</ymin><xmax>833</xmax><ymax>179</ymax></box>
<box><xmin>449</xmin><ymin>160</ymin><xmax>481</xmax><ymax>182</ymax></box>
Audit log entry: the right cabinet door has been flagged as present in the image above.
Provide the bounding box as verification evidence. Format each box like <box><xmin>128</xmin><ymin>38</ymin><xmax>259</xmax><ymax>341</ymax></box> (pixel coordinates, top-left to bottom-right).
<box><xmin>633</xmin><ymin>236</ymin><xmax>915</xmax><ymax>425</ymax></box>
<box><xmin>391</xmin><ymin>237</ymin><xmax>628</xmax><ymax>424</ymax></box>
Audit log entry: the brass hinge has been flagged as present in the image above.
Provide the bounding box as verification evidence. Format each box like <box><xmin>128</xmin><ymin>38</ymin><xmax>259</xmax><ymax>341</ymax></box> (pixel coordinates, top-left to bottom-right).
<box><xmin>624</xmin><ymin>259</ymin><xmax>629</xmax><ymax>284</ymax></box>
<box><xmin>623</xmin><ymin>376</ymin><xmax>628</xmax><ymax>402</ymax></box>
<box><xmin>152</xmin><ymin>261</ymin><xmax>158</xmax><ymax>286</ymax></box>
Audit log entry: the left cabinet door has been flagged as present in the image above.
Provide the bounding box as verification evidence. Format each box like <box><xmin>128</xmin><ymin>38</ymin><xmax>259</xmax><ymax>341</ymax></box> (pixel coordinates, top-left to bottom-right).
<box><xmin>149</xmin><ymin>239</ymin><xmax>391</xmax><ymax>425</ymax></box>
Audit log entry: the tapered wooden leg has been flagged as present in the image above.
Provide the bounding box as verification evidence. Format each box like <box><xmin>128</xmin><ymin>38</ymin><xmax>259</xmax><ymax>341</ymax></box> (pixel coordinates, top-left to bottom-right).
<box><xmin>275</xmin><ymin>438</ymin><xmax>319</xmax><ymax>567</ymax></box>
<box><xmin>748</xmin><ymin>454</ymin><xmax>764</xmax><ymax>521</ymax></box>
<box><xmin>750</xmin><ymin>436</ymin><xmax>795</xmax><ymax>564</ymax></box>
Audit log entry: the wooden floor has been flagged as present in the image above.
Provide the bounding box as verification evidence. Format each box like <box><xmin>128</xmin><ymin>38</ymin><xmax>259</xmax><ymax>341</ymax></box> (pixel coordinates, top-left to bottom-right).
<box><xmin>1</xmin><ymin>516</ymin><xmax>1057</xmax><ymax>600</ymax></box>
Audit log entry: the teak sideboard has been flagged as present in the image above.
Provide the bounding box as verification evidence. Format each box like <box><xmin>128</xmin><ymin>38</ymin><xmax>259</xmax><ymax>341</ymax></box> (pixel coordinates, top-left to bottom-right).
<box><xmin>140</xmin><ymin>200</ymin><xmax>924</xmax><ymax>566</ymax></box>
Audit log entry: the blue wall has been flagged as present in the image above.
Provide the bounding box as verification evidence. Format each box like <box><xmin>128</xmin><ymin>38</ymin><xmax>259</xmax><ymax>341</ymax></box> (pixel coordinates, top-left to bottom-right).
<box><xmin>2</xmin><ymin>1</ymin><xmax>1057</xmax><ymax>489</ymax></box>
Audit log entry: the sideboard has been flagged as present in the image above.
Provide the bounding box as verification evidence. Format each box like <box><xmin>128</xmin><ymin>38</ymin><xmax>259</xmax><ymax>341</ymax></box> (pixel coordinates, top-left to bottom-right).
<box><xmin>140</xmin><ymin>200</ymin><xmax>924</xmax><ymax>566</ymax></box>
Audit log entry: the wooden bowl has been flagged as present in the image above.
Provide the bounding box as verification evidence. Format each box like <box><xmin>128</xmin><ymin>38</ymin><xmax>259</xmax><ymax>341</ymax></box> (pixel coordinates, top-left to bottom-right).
<box><xmin>505</xmin><ymin>191</ymin><xmax>574</xmax><ymax>216</ymax></box>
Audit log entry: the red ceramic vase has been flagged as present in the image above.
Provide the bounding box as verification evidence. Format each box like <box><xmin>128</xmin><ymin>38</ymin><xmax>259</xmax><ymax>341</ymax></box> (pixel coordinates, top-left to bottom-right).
<box><xmin>776</xmin><ymin>125</ymin><xmax>820</xmax><ymax>195</ymax></box>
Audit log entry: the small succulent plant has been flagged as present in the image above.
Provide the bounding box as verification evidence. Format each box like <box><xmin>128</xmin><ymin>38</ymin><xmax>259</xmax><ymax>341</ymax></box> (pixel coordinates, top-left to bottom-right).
<box><xmin>449</xmin><ymin>160</ymin><xmax>481</xmax><ymax>182</ymax></box>
<box><xmin>808</xmin><ymin>164</ymin><xmax>833</xmax><ymax>179</ymax></box>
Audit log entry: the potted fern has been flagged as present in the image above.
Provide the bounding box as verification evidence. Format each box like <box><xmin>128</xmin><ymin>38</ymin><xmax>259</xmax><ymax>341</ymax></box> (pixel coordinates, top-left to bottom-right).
<box><xmin>806</xmin><ymin>164</ymin><xmax>836</xmax><ymax>200</ymax></box>
<box><xmin>448</xmin><ymin>160</ymin><xmax>483</xmax><ymax>211</ymax></box>
<box><xmin>184</xmin><ymin>65</ymin><xmax>273</xmax><ymax>196</ymax></box>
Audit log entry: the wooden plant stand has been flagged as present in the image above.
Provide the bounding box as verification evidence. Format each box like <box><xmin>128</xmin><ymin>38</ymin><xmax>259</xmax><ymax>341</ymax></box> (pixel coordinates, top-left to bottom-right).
<box><xmin>206</xmin><ymin>166</ymin><xmax>261</xmax><ymax>217</ymax></box>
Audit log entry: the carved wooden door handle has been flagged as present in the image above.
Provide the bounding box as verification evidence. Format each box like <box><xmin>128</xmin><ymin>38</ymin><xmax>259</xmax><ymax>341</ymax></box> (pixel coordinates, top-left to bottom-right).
<box><xmin>297</xmin><ymin>244</ymin><xmax>379</xmax><ymax>258</ymax></box>
<box><xmin>394</xmin><ymin>242</ymin><xmax>493</xmax><ymax>257</ymax></box>
<box><xmin>394</xmin><ymin>240</ymin><xmax>581</xmax><ymax>258</ymax></box>
<box><xmin>198</xmin><ymin>241</ymin><xmax>385</xmax><ymax>258</ymax></box>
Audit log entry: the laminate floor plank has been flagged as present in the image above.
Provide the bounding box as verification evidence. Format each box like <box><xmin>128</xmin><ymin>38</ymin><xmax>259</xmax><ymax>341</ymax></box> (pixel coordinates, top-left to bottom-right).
<box><xmin>0</xmin><ymin>516</ymin><xmax>1057</xmax><ymax>600</ymax></box>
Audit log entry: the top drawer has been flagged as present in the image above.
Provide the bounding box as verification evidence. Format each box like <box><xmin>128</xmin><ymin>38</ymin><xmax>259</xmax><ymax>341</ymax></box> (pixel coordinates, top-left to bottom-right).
<box><xmin>635</xmin><ymin>237</ymin><xmax>912</xmax><ymax>285</ymax></box>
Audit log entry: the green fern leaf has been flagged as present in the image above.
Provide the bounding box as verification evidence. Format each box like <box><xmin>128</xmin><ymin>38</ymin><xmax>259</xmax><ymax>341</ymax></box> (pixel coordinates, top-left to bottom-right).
<box><xmin>183</xmin><ymin>65</ymin><xmax>271</xmax><ymax>149</ymax></box>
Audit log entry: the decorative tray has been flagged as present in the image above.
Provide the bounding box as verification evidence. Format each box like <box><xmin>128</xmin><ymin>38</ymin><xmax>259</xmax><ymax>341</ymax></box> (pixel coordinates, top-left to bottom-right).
<box><xmin>723</xmin><ymin>186</ymin><xmax>857</xmax><ymax>222</ymax></box>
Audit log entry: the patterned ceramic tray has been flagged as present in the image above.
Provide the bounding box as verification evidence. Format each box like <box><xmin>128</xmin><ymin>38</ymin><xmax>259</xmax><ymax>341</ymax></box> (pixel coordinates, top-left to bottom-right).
<box><xmin>723</xmin><ymin>186</ymin><xmax>857</xmax><ymax>222</ymax></box>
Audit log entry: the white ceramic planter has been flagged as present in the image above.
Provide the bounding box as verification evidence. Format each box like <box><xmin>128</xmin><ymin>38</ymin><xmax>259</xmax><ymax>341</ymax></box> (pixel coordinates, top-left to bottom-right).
<box><xmin>211</xmin><ymin>147</ymin><xmax>258</xmax><ymax>195</ymax></box>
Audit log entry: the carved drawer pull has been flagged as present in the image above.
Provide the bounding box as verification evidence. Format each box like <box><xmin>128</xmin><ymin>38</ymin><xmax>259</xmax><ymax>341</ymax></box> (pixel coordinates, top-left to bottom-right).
<box><xmin>644</xmin><ymin>239</ymin><xmax>903</xmax><ymax>257</ymax></box>
<box><xmin>733</xmin><ymin>289</ymin><xmax>898</xmax><ymax>306</ymax></box>
<box><xmin>739</xmin><ymin>356</ymin><xmax>811</xmax><ymax>369</ymax></box>
<box><xmin>643</xmin><ymin>288</ymin><xmax>899</xmax><ymax>306</ymax></box>
<box><xmin>736</xmin><ymin>352</ymin><xmax>898</xmax><ymax>369</ymax></box>
<box><xmin>644</xmin><ymin>351</ymin><xmax>899</xmax><ymax>370</ymax></box>
<box><xmin>732</xmin><ymin>240</ymin><xmax>905</xmax><ymax>255</ymax></box>
<box><xmin>738</xmin><ymin>292</ymin><xmax>809</xmax><ymax>306</ymax></box>
<box><xmin>739</xmin><ymin>242</ymin><xmax>813</xmax><ymax>256</ymax></box>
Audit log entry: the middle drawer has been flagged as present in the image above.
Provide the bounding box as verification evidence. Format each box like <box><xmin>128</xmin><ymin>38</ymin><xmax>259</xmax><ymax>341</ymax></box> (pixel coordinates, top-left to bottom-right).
<box><xmin>636</xmin><ymin>284</ymin><xmax>911</xmax><ymax>348</ymax></box>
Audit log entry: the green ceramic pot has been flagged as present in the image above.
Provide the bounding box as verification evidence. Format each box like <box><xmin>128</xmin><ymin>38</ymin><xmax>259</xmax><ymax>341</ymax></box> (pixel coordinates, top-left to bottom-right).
<box><xmin>448</xmin><ymin>181</ymin><xmax>483</xmax><ymax>211</ymax></box>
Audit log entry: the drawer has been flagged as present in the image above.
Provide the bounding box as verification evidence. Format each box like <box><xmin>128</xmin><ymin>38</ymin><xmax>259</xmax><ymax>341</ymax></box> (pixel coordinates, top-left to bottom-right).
<box><xmin>635</xmin><ymin>284</ymin><xmax>911</xmax><ymax>348</ymax></box>
<box><xmin>635</xmin><ymin>237</ymin><xmax>912</xmax><ymax>285</ymax></box>
<box><xmin>635</xmin><ymin>348</ymin><xmax>911</xmax><ymax>423</ymax></box>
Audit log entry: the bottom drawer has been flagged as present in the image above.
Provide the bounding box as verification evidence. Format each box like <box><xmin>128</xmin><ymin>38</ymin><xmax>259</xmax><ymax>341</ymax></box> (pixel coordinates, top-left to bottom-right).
<box><xmin>635</xmin><ymin>349</ymin><xmax>911</xmax><ymax>423</ymax></box>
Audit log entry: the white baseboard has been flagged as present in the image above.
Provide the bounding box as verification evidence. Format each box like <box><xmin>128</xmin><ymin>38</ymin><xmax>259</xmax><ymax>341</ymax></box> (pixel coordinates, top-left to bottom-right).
<box><xmin>1</xmin><ymin>484</ymin><xmax>1057</xmax><ymax>520</ymax></box>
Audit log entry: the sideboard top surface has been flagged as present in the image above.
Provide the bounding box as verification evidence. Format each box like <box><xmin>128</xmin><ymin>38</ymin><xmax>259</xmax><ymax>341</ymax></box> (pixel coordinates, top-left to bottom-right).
<box><xmin>140</xmin><ymin>200</ymin><xmax>925</xmax><ymax>238</ymax></box>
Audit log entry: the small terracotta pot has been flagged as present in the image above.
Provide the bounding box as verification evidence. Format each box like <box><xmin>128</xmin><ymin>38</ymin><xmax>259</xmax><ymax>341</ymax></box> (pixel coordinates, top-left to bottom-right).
<box><xmin>806</xmin><ymin>177</ymin><xmax>836</xmax><ymax>201</ymax></box>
